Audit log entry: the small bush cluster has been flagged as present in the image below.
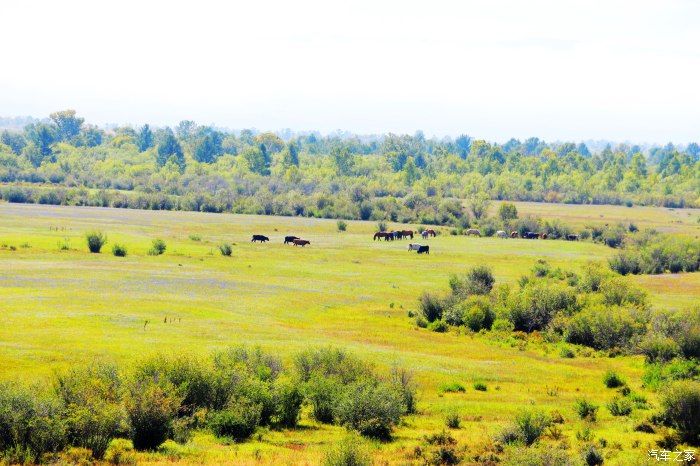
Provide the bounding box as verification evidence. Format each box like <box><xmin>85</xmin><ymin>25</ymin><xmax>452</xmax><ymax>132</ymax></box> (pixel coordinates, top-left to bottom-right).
<box><xmin>609</xmin><ymin>231</ymin><xmax>700</xmax><ymax>275</ymax></box>
<box><xmin>0</xmin><ymin>346</ymin><xmax>413</xmax><ymax>461</ymax></box>
<box><xmin>496</xmin><ymin>410</ymin><xmax>552</xmax><ymax>446</ymax></box>
<box><xmin>147</xmin><ymin>238</ymin><xmax>167</xmax><ymax>256</ymax></box>
<box><xmin>85</xmin><ymin>231</ymin><xmax>107</xmax><ymax>253</ymax></box>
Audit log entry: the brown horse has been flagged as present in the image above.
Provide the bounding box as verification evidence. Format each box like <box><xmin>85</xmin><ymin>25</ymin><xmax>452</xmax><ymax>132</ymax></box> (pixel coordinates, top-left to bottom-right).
<box><xmin>374</xmin><ymin>231</ymin><xmax>394</xmax><ymax>241</ymax></box>
<box><xmin>292</xmin><ymin>239</ymin><xmax>310</xmax><ymax>247</ymax></box>
<box><xmin>423</xmin><ymin>229</ymin><xmax>437</xmax><ymax>237</ymax></box>
<box><xmin>539</xmin><ymin>233</ymin><xmax>548</xmax><ymax>239</ymax></box>
<box><xmin>510</xmin><ymin>231</ymin><xmax>518</xmax><ymax>238</ymax></box>
<box><xmin>400</xmin><ymin>230</ymin><xmax>414</xmax><ymax>239</ymax></box>
<box><xmin>466</xmin><ymin>228</ymin><xmax>481</xmax><ymax>236</ymax></box>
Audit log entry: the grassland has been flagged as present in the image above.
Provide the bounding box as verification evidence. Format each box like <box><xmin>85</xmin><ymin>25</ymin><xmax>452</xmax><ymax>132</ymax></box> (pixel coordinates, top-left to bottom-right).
<box><xmin>0</xmin><ymin>201</ymin><xmax>699</xmax><ymax>465</ymax></box>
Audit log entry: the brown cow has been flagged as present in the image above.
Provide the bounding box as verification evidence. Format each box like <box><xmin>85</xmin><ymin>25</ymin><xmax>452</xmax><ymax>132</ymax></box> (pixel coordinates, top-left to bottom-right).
<box><xmin>510</xmin><ymin>231</ymin><xmax>518</xmax><ymax>238</ymax></box>
<box><xmin>292</xmin><ymin>239</ymin><xmax>310</xmax><ymax>247</ymax></box>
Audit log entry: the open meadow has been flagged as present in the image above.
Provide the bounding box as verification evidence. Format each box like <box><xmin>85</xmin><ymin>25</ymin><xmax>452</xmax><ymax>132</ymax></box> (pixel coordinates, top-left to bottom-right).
<box><xmin>1</xmin><ymin>201</ymin><xmax>699</xmax><ymax>465</ymax></box>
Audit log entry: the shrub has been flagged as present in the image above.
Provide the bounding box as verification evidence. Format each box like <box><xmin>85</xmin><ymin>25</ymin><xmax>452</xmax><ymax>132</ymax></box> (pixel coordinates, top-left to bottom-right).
<box><xmin>497</xmin><ymin>410</ymin><xmax>551</xmax><ymax>446</ymax></box>
<box><xmin>85</xmin><ymin>231</ymin><xmax>107</xmax><ymax>253</ymax></box>
<box><xmin>322</xmin><ymin>434</ymin><xmax>372</xmax><ymax>466</ymax></box>
<box><xmin>112</xmin><ymin>243</ymin><xmax>127</xmax><ymax>257</ymax></box>
<box><xmin>218</xmin><ymin>243</ymin><xmax>233</xmax><ymax>256</ymax></box>
<box><xmin>104</xmin><ymin>438</ymin><xmax>136</xmax><ymax>465</ymax></box>
<box><xmin>639</xmin><ymin>335</ymin><xmax>680</xmax><ymax>363</ymax></box>
<box><xmin>147</xmin><ymin>238</ymin><xmax>166</xmax><ymax>256</ymax></box>
<box><xmin>445</xmin><ymin>412</ymin><xmax>461</xmax><ymax>429</ymax></box>
<box><xmin>208</xmin><ymin>402</ymin><xmax>262</xmax><ymax>441</ymax></box>
<box><xmin>55</xmin><ymin>363</ymin><xmax>123</xmax><ymax>459</ymax></box>
<box><xmin>603</xmin><ymin>370</ymin><xmax>625</xmax><ymax>388</ymax></box>
<box><xmin>126</xmin><ymin>377</ymin><xmax>182</xmax><ymax>450</ymax></box>
<box><xmin>333</xmin><ymin>380</ymin><xmax>404</xmax><ymax>439</ymax></box>
<box><xmin>498</xmin><ymin>202</ymin><xmax>518</xmax><ymax>222</ymax></box>
<box><xmin>337</xmin><ymin>220</ymin><xmax>347</xmax><ymax>232</ymax></box>
<box><xmin>303</xmin><ymin>375</ymin><xmax>342</xmax><ymax>423</ymax></box>
<box><xmin>294</xmin><ymin>347</ymin><xmax>371</xmax><ymax>385</ymax></box>
<box><xmin>607</xmin><ymin>396</ymin><xmax>633</xmax><ymax>416</ymax></box>
<box><xmin>559</xmin><ymin>347</ymin><xmax>575</xmax><ymax>358</ymax></box>
<box><xmin>377</xmin><ymin>221</ymin><xmax>387</xmax><ymax>232</ymax></box>
<box><xmin>419</xmin><ymin>292</ymin><xmax>446</xmax><ymax>323</ymax></box>
<box><xmin>390</xmin><ymin>366</ymin><xmax>417</xmax><ymax>414</ymax></box>
<box><xmin>566</xmin><ymin>305</ymin><xmax>646</xmax><ymax>350</ymax></box>
<box><xmin>574</xmin><ymin>399</ymin><xmax>598</xmax><ymax>421</ymax></box>
<box><xmin>271</xmin><ymin>377</ymin><xmax>303</xmax><ymax>428</ymax></box>
<box><xmin>428</xmin><ymin>320</ymin><xmax>448</xmax><ymax>333</ymax></box>
<box><xmin>188</xmin><ymin>234</ymin><xmax>201</xmax><ymax>241</ymax></box>
<box><xmin>445</xmin><ymin>296</ymin><xmax>494</xmax><ymax>331</ymax></box>
<box><xmin>599</xmin><ymin>278</ymin><xmax>646</xmax><ymax>307</ymax></box>
<box><xmin>582</xmin><ymin>444</ymin><xmax>604</xmax><ymax>466</ymax></box>
<box><xmin>0</xmin><ymin>383</ymin><xmax>68</xmax><ymax>461</ymax></box>
<box><xmin>439</xmin><ymin>382</ymin><xmax>466</xmax><ymax>394</ymax></box>
<box><xmin>449</xmin><ymin>265</ymin><xmax>495</xmax><ymax>297</ymax></box>
<box><xmin>420</xmin><ymin>430</ymin><xmax>462</xmax><ymax>465</ymax></box>
<box><xmin>508</xmin><ymin>282</ymin><xmax>577</xmax><ymax>332</ymax></box>
<box><xmin>660</xmin><ymin>381</ymin><xmax>700</xmax><ymax>445</ymax></box>
<box><xmin>643</xmin><ymin>359</ymin><xmax>700</xmax><ymax>390</ymax></box>
<box><xmin>473</xmin><ymin>382</ymin><xmax>487</xmax><ymax>391</ymax></box>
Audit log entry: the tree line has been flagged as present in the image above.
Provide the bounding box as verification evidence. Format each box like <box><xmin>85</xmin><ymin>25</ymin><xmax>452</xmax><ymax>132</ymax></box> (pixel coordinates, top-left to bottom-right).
<box><xmin>1</xmin><ymin>110</ymin><xmax>698</xmax><ymax>226</ymax></box>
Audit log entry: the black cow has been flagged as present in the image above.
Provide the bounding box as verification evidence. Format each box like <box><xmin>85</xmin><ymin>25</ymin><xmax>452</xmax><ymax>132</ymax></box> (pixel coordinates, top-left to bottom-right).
<box><xmin>525</xmin><ymin>232</ymin><xmax>539</xmax><ymax>239</ymax></box>
<box><xmin>252</xmin><ymin>235</ymin><xmax>269</xmax><ymax>243</ymax></box>
<box><xmin>417</xmin><ymin>245</ymin><xmax>430</xmax><ymax>254</ymax></box>
<box><xmin>284</xmin><ymin>236</ymin><xmax>299</xmax><ymax>244</ymax></box>
<box><xmin>566</xmin><ymin>234</ymin><xmax>579</xmax><ymax>241</ymax></box>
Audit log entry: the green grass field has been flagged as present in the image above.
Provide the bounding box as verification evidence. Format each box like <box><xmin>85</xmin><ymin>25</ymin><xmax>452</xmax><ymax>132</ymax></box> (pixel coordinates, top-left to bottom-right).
<box><xmin>1</xmin><ymin>201</ymin><xmax>698</xmax><ymax>465</ymax></box>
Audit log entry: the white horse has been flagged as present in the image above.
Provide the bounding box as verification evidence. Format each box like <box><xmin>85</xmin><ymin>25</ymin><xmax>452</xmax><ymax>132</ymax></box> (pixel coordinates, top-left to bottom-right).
<box><xmin>421</xmin><ymin>230</ymin><xmax>429</xmax><ymax>239</ymax></box>
<box><xmin>496</xmin><ymin>230</ymin><xmax>508</xmax><ymax>238</ymax></box>
<box><xmin>408</xmin><ymin>243</ymin><xmax>423</xmax><ymax>251</ymax></box>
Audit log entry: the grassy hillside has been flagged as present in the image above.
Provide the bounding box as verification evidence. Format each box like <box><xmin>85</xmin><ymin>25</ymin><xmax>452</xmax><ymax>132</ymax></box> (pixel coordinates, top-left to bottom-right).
<box><xmin>0</xmin><ymin>201</ymin><xmax>698</xmax><ymax>464</ymax></box>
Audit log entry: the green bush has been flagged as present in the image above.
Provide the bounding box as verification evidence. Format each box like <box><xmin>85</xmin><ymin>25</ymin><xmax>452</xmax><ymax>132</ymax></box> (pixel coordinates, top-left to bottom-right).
<box><xmin>126</xmin><ymin>377</ymin><xmax>182</xmax><ymax>450</ymax></box>
<box><xmin>473</xmin><ymin>382</ymin><xmax>487</xmax><ymax>392</ymax></box>
<box><xmin>497</xmin><ymin>410</ymin><xmax>551</xmax><ymax>446</ymax></box>
<box><xmin>337</xmin><ymin>220</ymin><xmax>348</xmax><ymax>232</ymax></box>
<box><xmin>322</xmin><ymin>434</ymin><xmax>372</xmax><ymax>466</ymax></box>
<box><xmin>294</xmin><ymin>347</ymin><xmax>371</xmax><ymax>385</ymax></box>
<box><xmin>147</xmin><ymin>238</ymin><xmax>166</xmax><ymax>256</ymax></box>
<box><xmin>639</xmin><ymin>335</ymin><xmax>680</xmax><ymax>363</ymax></box>
<box><xmin>607</xmin><ymin>396</ymin><xmax>633</xmax><ymax>416</ymax></box>
<box><xmin>271</xmin><ymin>377</ymin><xmax>303</xmax><ymax>428</ymax></box>
<box><xmin>208</xmin><ymin>402</ymin><xmax>262</xmax><ymax>441</ymax></box>
<box><xmin>566</xmin><ymin>305</ymin><xmax>646</xmax><ymax>350</ymax></box>
<box><xmin>574</xmin><ymin>399</ymin><xmax>598</xmax><ymax>421</ymax></box>
<box><xmin>55</xmin><ymin>362</ymin><xmax>123</xmax><ymax>459</ymax></box>
<box><xmin>0</xmin><ymin>383</ymin><xmax>68</xmax><ymax>461</ymax></box>
<box><xmin>559</xmin><ymin>346</ymin><xmax>575</xmax><ymax>358</ymax></box>
<box><xmin>449</xmin><ymin>265</ymin><xmax>495</xmax><ymax>297</ymax></box>
<box><xmin>390</xmin><ymin>366</ymin><xmax>417</xmax><ymax>414</ymax></box>
<box><xmin>603</xmin><ymin>370</ymin><xmax>625</xmax><ymax>388</ymax></box>
<box><xmin>643</xmin><ymin>359</ymin><xmax>700</xmax><ymax>390</ymax></box>
<box><xmin>419</xmin><ymin>430</ymin><xmax>462</xmax><ymax>465</ymax></box>
<box><xmin>582</xmin><ymin>444</ymin><xmax>604</xmax><ymax>466</ymax></box>
<box><xmin>112</xmin><ymin>243</ymin><xmax>127</xmax><ymax>257</ymax></box>
<box><xmin>507</xmin><ymin>282</ymin><xmax>577</xmax><ymax>332</ymax></box>
<box><xmin>218</xmin><ymin>243</ymin><xmax>233</xmax><ymax>256</ymax></box>
<box><xmin>439</xmin><ymin>382</ymin><xmax>466</xmax><ymax>394</ymax></box>
<box><xmin>333</xmin><ymin>380</ymin><xmax>404</xmax><ymax>439</ymax></box>
<box><xmin>445</xmin><ymin>411</ymin><xmax>461</xmax><ymax>429</ymax></box>
<box><xmin>660</xmin><ymin>381</ymin><xmax>700</xmax><ymax>445</ymax></box>
<box><xmin>428</xmin><ymin>319</ymin><xmax>448</xmax><ymax>333</ymax></box>
<box><xmin>85</xmin><ymin>231</ymin><xmax>107</xmax><ymax>253</ymax></box>
<box><xmin>304</xmin><ymin>375</ymin><xmax>342</xmax><ymax>423</ymax></box>
<box><xmin>419</xmin><ymin>292</ymin><xmax>446</xmax><ymax>323</ymax></box>
<box><xmin>444</xmin><ymin>296</ymin><xmax>494</xmax><ymax>331</ymax></box>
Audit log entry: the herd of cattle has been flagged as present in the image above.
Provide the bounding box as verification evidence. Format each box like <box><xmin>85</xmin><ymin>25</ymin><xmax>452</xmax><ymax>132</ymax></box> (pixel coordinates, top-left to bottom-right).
<box><xmin>249</xmin><ymin>228</ymin><xmax>579</xmax><ymax>253</ymax></box>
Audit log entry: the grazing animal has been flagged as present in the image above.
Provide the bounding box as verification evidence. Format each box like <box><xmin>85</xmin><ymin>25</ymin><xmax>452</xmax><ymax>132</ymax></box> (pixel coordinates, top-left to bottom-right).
<box><xmin>539</xmin><ymin>233</ymin><xmax>548</xmax><ymax>239</ymax></box>
<box><xmin>525</xmin><ymin>232</ymin><xmax>539</xmax><ymax>239</ymax></box>
<box><xmin>408</xmin><ymin>243</ymin><xmax>423</xmax><ymax>251</ymax></box>
<box><xmin>292</xmin><ymin>239</ymin><xmax>310</xmax><ymax>247</ymax></box>
<box><xmin>466</xmin><ymin>228</ymin><xmax>481</xmax><ymax>237</ymax></box>
<box><xmin>391</xmin><ymin>231</ymin><xmax>400</xmax><ymax>240</ymax></box>
<box><xmin>496</xmin><ymin>230</ymin><xmax>508</xmax><ymax>238</ymax></box>
<box><xmin>566</xmin><ymin>234</ymin><xmax>579</xmax><ymax>241</ymax></box>
<box><xmin>417</xmin><ymin>245</ymin><xmax>430</xmax><ymax>254</ymax></box>
<box><xmin>399</xmin><ymin>230</ymin><xmax>413</xmax><ymax>239</ymax></box>
<box><xmin>511</xmin><ymin>231</ymin><xmax>518</xmax><ymax>238</ymax></box>
<box><xmin>424</xmin><ymin>229</ymin><xmax>437</xmax><ymax>237</ymax></box>
<box><xmin>421</xmin><ymin>230</ymin><xmax>429</xmax><ymax>239</ymax></box>
<box><xmin>284</xmin><ymin>235</ymin><xmax>299</xmax><ymax>244</ymax></box>
<box><xmin>251</xmin><ymin>234</ymin><xmax>269</xmax><ymax>243</ymax></box>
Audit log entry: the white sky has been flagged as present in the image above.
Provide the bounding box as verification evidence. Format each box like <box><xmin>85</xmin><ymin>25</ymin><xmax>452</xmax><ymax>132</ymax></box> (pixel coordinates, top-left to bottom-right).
<box><xmin>1</xmin><ymin>0</ymin><xmax>698</xmax><ymax>142</ymax></box>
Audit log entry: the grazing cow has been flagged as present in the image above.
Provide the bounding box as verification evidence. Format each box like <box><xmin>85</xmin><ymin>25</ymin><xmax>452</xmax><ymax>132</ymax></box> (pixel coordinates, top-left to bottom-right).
<box><xmin>496</xmin><ymin>230</ymin><xmax>508</xmax><ymax>238</ymax></box>
<box><xmin>284</xmin><ymin>235</ymin><xmax>299</xmax><ymax>244</ymax></box>
<box><xmin>400</xmin><ymin>230</ymin><xmax>414</xmax><ymax>239</ymax></box>
<box><xmin>408</xmin><ymin>243</ymin><xmax>423</xmax><ymax>251</ymax></box>
<box><xmin>292</xmin><ymin>239</ymin><xmax>310</xmax><ymax>247</ymax></box>
<box><xmin>466</xmin><ymin>228</ymin><xmax>481</xmax><ymax>236</ymax></box>
<box><xmin>539</xmin><ymin>233</ymin><xmax>548</xmax><ymax>240</ymax></box>
<box><xmin>251</xmin><ymin>234</ymin><xmax>269</xmax><ymax>243</ymax></box>
<box><xmin>417</xmin><ymin>245</ymin><xmax>430</xmax><ymax>254</ymax></box>
<box><xmin>424</xmin><ymin>229</ymin><xmax>437</xmax><ymax>237</ymax></box>
<box><xmin>566</xmin><ymin>234</ymin><xmax>579</xmax><ymax>241</ymax></box>
<box><xmin>525</xmin><ymin>231</ymin><xmax>539</xmax><ymax>239</ymax></box>
<box><xmin>510</xmin><ymin>231</ymin><xmax>519</xmax><ymax>238</ymax></box>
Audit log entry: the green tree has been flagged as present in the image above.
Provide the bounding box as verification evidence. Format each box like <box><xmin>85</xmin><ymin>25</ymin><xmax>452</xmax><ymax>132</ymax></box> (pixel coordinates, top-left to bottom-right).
<box><xmin>331</xmin><ymin>145</ymin><xmax>354</xmax><ymax>175</ymax></box>
<box><xmin>1</xmin><ymin>131</ymin><xmax>27</xmax><ymax>155</ymax></box>
<box><xmin>136</xmin><ymin>124</ymin><xmax>154</xmax><ymax>152</ymax></box>
<box><xmin>24</xmin><ymin>123</ymin><xmax>56</xmax><ymax>166</ymax></box>
<box><xmin>80</xmin><ymin>125</ymin><xmax>103</xmax><ymax>147</ymax></box>
<box><xmin>498</xmin><ymin>202</ymin><xmax>518</xmax><ymax>222</ymax></box>
<box><xmin>193</xmin><ymin>130</ymin><xmax>223</xmax><ymax>163</ymax></box>
<box><xmin>455</xmin><ymin>134</ymin><xmax>472</xmax><ymax>159</ymax></box>
<box><xmin>156</xmin><ymin>129</ymin><xmax>185</xmax><ymax>169</ymax></box>
<box><xmin>403</xmin><ymin>157</ymin><xmax>419</xmax><ymax>185</ymax></box>
<box><xmin>49</xmin><ymin>109</ymin><xmax>84</xmax><ymax>142</ymax></box>
<box><xmin>242</xmin><ymin>144</ymin><xmax>271</xmax><ymax>175</ymax></box>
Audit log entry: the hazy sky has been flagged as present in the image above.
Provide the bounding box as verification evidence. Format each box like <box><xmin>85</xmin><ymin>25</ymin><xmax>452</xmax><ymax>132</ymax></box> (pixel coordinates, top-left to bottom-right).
<box><xmin>1</xmin><ymin>0</ymin><xmax>698</xmax><ymax>142</ymax></box>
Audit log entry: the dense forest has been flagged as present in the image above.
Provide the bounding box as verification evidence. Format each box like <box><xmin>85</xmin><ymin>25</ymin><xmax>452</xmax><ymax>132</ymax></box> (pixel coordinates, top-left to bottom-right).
<box><xmin>1</xmin><ymin>110</ymin><xmax>698</xmax><ymax>226</ymax></box>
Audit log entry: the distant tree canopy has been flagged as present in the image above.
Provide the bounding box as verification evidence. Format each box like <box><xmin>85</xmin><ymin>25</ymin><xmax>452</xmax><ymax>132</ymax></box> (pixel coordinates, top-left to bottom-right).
<box><xmin>0</xmin><ymin>110</ymin><xmax>698</xmax><ymax>225</ymax></box>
